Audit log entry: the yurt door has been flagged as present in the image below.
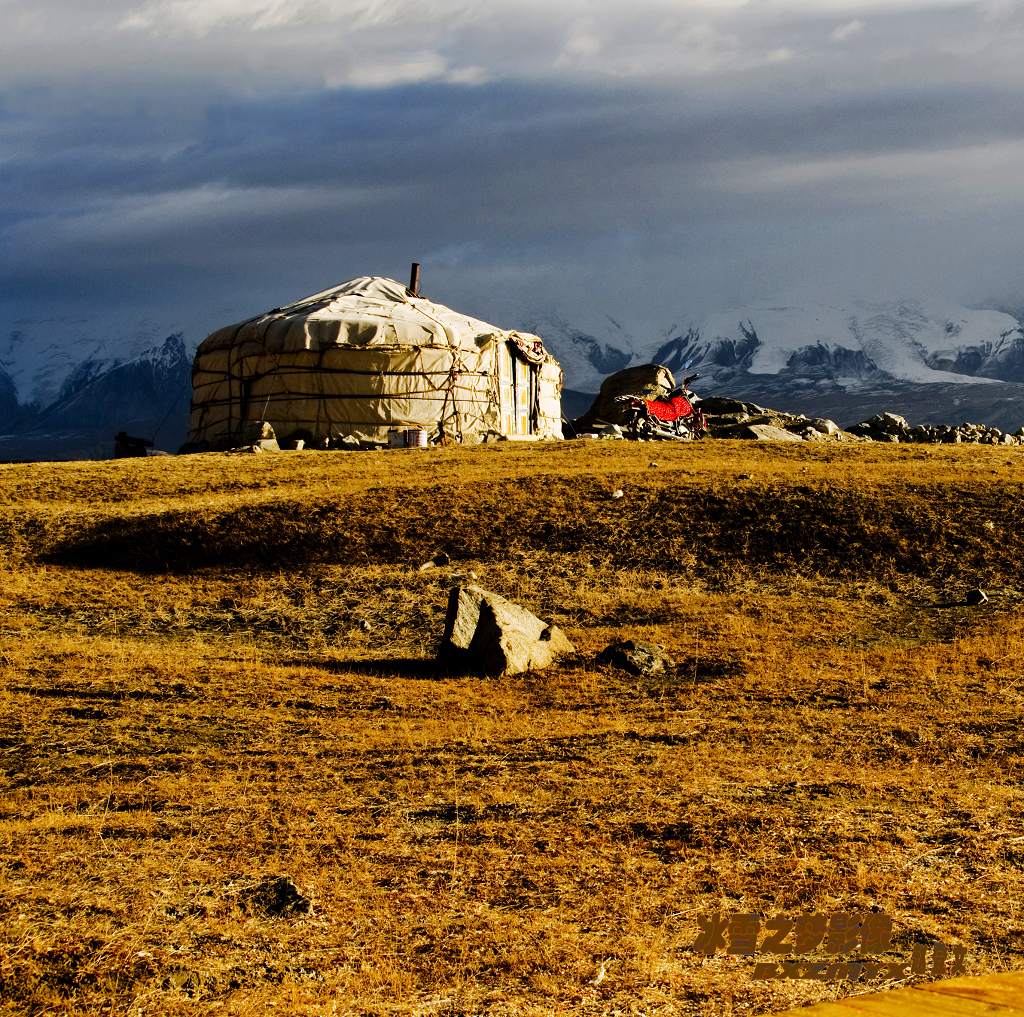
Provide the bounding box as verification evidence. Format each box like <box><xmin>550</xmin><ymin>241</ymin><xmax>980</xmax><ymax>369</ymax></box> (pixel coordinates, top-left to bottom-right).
<box><xmin>514</xmin><ymin>358</ymin><xmax>532</xmax><ymax>435</ymax></box>
<box><xmin>500</xmin><ymin>343</ymin><xmax>516</xmax><ymax>434</ymax></box>
<box><xmin>502</xmin><ymin>342</ymin><xmax>536</xmax><ymax>436</ymax></box>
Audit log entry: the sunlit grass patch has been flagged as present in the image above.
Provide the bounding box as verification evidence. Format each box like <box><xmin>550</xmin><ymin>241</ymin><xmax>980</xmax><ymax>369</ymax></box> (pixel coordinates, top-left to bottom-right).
<box><xmin>0</xmin><ymin>441</ymin><xmax>1022</xmax><ymax>1014</ymax></box>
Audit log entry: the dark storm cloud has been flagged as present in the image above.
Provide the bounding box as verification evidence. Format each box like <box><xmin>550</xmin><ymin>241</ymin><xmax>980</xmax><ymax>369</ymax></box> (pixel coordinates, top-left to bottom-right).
<box><xmin>3</xmin><ymin>0</ymin><xmax>1024</xmax><ymax>332</ymax></box>
<box><xmin>6</xmin><ymin>79</ymin><xmax>1022</xmax><ymax>245</ymax></box>
<box><xmin>4</xmin><ymin>82</ymin><xmax>1017</xmax><ymax>208</ymax></box>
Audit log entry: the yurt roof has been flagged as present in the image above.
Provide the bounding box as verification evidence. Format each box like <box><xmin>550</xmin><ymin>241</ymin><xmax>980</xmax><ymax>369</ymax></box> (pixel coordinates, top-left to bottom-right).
<box><xmin>197</xmin><ymin>275</ymin><xmax>555</xmax><ymax>362</ymax></box>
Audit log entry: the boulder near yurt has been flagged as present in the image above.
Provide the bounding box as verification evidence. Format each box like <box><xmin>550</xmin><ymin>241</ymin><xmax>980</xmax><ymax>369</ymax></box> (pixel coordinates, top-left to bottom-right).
<box><xmin>186</xmin><ymin>273</ymin><xmax>563</xmax><ymax>449</ymax></box>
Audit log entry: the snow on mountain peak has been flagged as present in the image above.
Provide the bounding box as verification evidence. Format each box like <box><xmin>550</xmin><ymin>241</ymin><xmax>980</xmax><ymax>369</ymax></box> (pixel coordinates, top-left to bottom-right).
<box><xmin>1</xmin><ymin>316</ymin><xmax>179</xmax><ymax>407</ymax></box>
<box><xmin>685</xmin><ymin>299</ymin><xmax>1017</xmax><ymax>386</ymax></box>
<box><xmin>517</xmin><ymin>309</ymin><xmax>637</xmax><ymax>391</ymax></box>
<box><xmin>560</xmin><ymin>298</ymin><xmax>1024</xmax><ymax>393</ymax></box>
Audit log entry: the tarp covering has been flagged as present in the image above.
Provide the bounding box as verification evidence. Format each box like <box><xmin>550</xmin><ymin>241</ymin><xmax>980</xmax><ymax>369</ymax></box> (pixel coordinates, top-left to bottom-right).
<box><xmin>187</xmin><ymin>276</ymin><xmax>563</xmax><ymax>448</ymax></box>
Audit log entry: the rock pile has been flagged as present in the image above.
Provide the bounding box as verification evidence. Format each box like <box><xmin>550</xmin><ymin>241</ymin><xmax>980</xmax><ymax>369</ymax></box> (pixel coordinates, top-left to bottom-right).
<box><xmin>848</xmin><ymin>412</ymin><xmax>1024</xmax><ymax>445</ymax></box>
<box><xmin>700</xmin><ymin>398</ymin><xmax>1024</xmax><ymax>445</ymax></box>
<box><xmin>700</xmin><ymin>398</ymin><xmax>854</xmax><ymax>443</ymax></box>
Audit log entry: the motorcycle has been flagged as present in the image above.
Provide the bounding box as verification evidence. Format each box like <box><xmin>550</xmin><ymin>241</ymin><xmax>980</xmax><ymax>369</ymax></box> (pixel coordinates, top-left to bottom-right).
<box><xmin>613</xmin><ymin>373</ymin><xmax>707</xmax><ymax>441</ymax></box>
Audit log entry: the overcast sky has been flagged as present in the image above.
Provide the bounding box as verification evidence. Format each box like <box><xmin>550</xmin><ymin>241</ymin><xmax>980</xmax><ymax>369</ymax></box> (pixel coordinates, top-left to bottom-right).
<box><xmin>3</xmin><ymin>0</ymin><xmax>1024</xmax><ymax>338</ymax></box>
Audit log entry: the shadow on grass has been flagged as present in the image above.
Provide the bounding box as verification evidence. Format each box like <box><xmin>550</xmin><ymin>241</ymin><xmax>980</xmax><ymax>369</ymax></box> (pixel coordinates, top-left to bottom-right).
<box><xmin>36</xmin><ymin>478</ymin><xmax>1023</xmax><ymax>582</ymax></box>
<box><xmin>289</xmin><ymin>657</ymin><xmax>460</xmax><ymax>680</ymax></box>
<box><xmin>9</xmin><ymin>684</ymin><xmax>195</xmax><ymax>702</ymax></box>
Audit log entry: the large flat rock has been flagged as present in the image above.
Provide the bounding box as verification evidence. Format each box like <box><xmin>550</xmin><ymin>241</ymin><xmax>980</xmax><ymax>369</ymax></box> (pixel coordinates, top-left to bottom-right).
<box><xmin>739</xmin><ymin>423</ymin><xmax>805</xmax><ymax>441</ymax></box>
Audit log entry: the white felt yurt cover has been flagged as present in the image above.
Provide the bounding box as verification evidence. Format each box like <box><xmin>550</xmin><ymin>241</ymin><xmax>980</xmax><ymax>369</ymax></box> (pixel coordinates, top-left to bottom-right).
<box><xmin>187</xmin><ymin>276</ymin><xmax>563</xmax><ymax>448</ymax></box>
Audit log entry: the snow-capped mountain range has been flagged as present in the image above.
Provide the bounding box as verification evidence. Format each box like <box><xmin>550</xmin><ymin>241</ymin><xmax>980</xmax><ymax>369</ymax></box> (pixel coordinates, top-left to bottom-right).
<box><xmin>0</xmin><ymin>319</ymin><xmax>192</xmax><ymax>460</ymax></box>
<box><xmin>659</xmin><ymin>301</ymin><xmax>1024</xmax><ymax>387</ymax></box>
<box><xmin>1</xmin><ymin>318</ymin><xmax>176</xmax><ymax>411</ymax></box>
<box><xmin>529</xmin><ymin>299</ymin><xmax>1024</xmax><ymax>394</ymax></box>
<box><xmin>2</xmin><ymin>297</ymin><xmax>1023</xmax><ymax>459</ymax></box>
<box><xmin>528</xmin><ymin>299</ymin><xmax>1024</xmax><ymax>431</ymax></box>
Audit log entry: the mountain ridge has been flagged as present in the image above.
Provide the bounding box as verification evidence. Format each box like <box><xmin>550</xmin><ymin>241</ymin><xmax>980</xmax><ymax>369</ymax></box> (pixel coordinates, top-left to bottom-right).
<box><xmin>535</xmin><ymin>297</ymin><xmax>1024</xmax><ymax>431</ymax></box>
<box><xmin>0</xmin><ymin>333</ymin><xmax>192</xmax><ymax>461</ymax></box>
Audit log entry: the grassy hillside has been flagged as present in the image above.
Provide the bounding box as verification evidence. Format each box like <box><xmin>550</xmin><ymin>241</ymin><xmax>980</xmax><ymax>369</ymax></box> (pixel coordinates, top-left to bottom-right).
<box><xmin>1</xmin><ymin>441</ymin><xmax>1022</xmax><ymax>1015</ymax></box>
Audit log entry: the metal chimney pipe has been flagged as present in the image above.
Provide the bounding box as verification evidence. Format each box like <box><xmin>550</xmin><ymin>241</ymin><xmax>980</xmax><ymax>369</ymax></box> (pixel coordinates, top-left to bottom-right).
<box><xmin>409</xmin><ymin>262</ymin><xmax>421</xmax><ymax>297</ymax></box>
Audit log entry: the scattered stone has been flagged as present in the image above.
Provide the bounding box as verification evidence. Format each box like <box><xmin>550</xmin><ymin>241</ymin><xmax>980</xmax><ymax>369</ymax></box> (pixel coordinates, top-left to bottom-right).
<box><xmin>710</xmin><ymin>412</ymin><xmax>751</xmax><ymax>426</ymax></box>
<box><xmin>418</xmin><ymin>552</ymin><xmax>451</xmax><ymax>571</ymax></box>
<box><xmin>649</xmin><ymin>461</ymin><xmax>659</xmax><ymax>468</ymax></box>
<box><xmin>739</xmin><ymin>423</ymin><xmax>805</xmax><ymax>442</ymax></box>
<box><xmin>359</xmin><ymin>619</ymin><xmax>373</xmax><ymax>632</ymax></box>
<box><xmin>239</xmin><ymin>420</ymin><xmax>280</xmax><ymax>452</ymax></box>
<box><xmin>846</xmin><ymin>412</ymin><xmax>1022</xmax><ymax>446</ymax></box>
<box><xmin>699</xmin><ymin>397</ymin><xmax>766</xmax><ymax>416</ymax></box>
<box><xmin>439</xmin><ymin>585</ymin><xmax>574</xmax><ymax>676</ymax></box>
<box><xmin>586</xmin><ymin>383</ymin><xmax>1020</xmax><ymax>447</ymax></box>
<box><xmin>597</xmin><ymin>639</ymin><xmax>673</xmax><ymax>677</ymax></box>
<box><xmin>236</xmin><ymin>875</ymin><xmax>311</xmax><ymax>917</ymax></box>
<box><xmin>586</xmin><ymin>423</ymin><xmax>625</xmax><ymax>439</ymax></box>
<box><xmin>849</xmin><ymin>413</ymin><xmax>909</xmax><ymax>440</ymax></box>
<box><xmin>706</xmin><ymin>404</ymin><xmax>858</xmax><ymax>442</ymax></box>
<box><xmin>163</xmin><ymin>970</ymin><xmax>202</xmax><ymax>995</ymax></box>
<box><xmin>965</xmin><ymin>588</ymin><xmax>989</xmax><ymax>606</ymax></box>
<box><xmin>611</xmin><ymin>488</ymin><xmax>625</xmax><ymax>499</ymax></box>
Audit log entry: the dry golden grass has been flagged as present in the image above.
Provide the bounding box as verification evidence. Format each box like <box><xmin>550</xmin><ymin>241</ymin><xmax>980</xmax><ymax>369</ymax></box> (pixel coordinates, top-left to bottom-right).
<box><xmin>1</xmin><ymin>440</ymin><xmax>1023</xmax><ymax>1015</ymax></box>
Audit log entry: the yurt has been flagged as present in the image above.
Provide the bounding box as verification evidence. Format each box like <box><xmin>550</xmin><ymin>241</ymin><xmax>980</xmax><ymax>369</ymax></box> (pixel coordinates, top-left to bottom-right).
<box><xmin>186</xmin><ymin>271</ymin><xmax>563</xmax><ymax>449</ymax></box>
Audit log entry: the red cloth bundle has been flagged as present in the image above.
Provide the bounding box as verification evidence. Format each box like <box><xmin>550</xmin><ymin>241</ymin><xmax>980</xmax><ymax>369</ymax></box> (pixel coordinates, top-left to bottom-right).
<box><xmin>645</xmin><ymin>395</ymin><xmax>693</xmax><ymax>422</ymax></box>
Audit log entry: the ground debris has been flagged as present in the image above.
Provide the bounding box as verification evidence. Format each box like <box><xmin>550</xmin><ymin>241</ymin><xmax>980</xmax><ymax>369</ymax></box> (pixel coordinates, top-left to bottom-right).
<box><xmin>597</xmin><ymin>639</ymin><xmax>673</xmax><ymax>677</ymax></box>
<box><xmin>232</xmin><ymin>875</ymin><xmax>311</xmax><ymax>917</ymax></box>
<box><xmin>418</xmin><ymin>552</ymin><xmax>451</xmax><ymax>571</ymax></box>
